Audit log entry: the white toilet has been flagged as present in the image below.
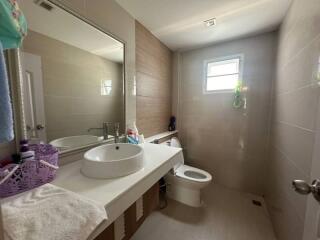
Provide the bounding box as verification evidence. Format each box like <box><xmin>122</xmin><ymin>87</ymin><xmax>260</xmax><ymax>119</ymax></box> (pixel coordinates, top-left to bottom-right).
<box><xmin>164</xmin><ymin>137</ymin><xmax>212</xmax><ymax>207</ymax></box>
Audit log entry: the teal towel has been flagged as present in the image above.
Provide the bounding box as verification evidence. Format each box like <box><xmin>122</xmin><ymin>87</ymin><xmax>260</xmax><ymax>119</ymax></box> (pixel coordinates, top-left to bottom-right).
<box><xmin>0</xmin><ymin>0</ymin><xmax>27</xmax><ymax>50</ymax></box>
<box><xmin>0</xmin><ymin>42</ymin><xmax>14</xmax><ymax>143</ymax></box>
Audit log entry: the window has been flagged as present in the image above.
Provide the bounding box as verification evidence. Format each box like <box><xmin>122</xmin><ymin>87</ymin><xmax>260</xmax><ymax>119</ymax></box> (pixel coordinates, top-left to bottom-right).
<box><xmin>101</xmin><ymin>80</ymin><xmax>112</xmax><ymax>95</ymax></box>
<box><xmin>204</xmin><ymin>56</ymin><xmax>242</xmax><ymax>92</ymax></box>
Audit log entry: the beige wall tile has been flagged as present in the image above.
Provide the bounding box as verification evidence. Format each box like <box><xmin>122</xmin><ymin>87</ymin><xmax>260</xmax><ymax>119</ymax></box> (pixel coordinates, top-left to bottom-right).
<box><xmin>277</xmin><ymin>0</ymin><xmax>320</xmax><ymax>66</ymax></box>
<box><xmin>177</xmin><ymin>32</ymin><xmax>277</xmax><ymax>195</ymax></box>
<box><xmin>270</xmin><ymin>122</ymin><xmax>314</xmax><ymax>176</ymax></box>
<box><xmin>276</xmin><ymin>36</ymin><xmax>320</xmax><ymax>94</ymax></box>
<box><xmin>273</xmin><ymin>86</ymin><xmax>319</xmax><ymax>131</ymax></box>
<box><xmin>266</xmin><ymin>147</ymin><xmax>309</xmax><ymax>221</ymax></box>
<box><xmin>136</xmin><ymin>72</ymin><xmax>171</xmax><ymax>99</ymax></box>
<box><xmin>135</xmin><ymin>21</ymin><xmax>173</xmax><ymax>137</ymax></box>
<box><xmin>265</xmin><ymin>0</ymin><xmax>320</xmax><ymax>239</ymax></box>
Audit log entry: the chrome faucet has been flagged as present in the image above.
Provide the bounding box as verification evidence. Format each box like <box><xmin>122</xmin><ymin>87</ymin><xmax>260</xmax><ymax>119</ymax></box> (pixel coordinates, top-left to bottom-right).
<box><xmin>114</xmin><ymin>122</ymin><xmax>120</xmax><ymax>143</ymax></box>
<box><xmin>88</xmin><ymin>122</ymin><xmax>109</xmax><ymax>140</ymax></box>
<box><xmin>103</xmin><ymin>122</ymin><xmax>109</xmax><ymax>140</ymax></box>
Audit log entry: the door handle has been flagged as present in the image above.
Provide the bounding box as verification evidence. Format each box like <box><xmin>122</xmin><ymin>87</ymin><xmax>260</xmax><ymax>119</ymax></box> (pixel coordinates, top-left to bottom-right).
<box><xmin>36</xmin><ymin>124</ymin><xmax>45</xmax><ymax>130</ymax></box>
<box><xmin>292</xmin><ymin>179</ymin><xmax>320</xmax><ymax>201</ymax></box>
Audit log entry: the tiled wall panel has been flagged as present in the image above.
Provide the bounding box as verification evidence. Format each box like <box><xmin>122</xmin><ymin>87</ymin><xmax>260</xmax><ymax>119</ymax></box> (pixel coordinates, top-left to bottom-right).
<box><xmin>265</xmin><ymin>1</ymin><xmax>320</xmax><ymax>239</ymax></box>
<box><xmin>135</xmin><ymin>21</ymin><xmax>172</xmax><ymax>137</ymax></box>
<box><xmin>178</xmin><ymin>32</ymin><xmax>277</xmax><ymax>195</ymax></box>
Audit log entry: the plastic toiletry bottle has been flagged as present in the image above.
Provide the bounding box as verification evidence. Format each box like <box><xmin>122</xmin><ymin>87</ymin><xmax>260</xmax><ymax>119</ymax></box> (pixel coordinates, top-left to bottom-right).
<box><xmin>20</xmin><ymin>139</ymin><xmax>28</xmax><ymax>148</ymax></box>
<box><xmin>138</xmin><ymin>134</ymin><xmax>145</xmax><ymax>144</ymax></box>
<box><xmin>132</xmin><ymin>121</ymin><xmax>140</xmax><ymax>142</ymax></box>
<box><xmin>126</xmin><ymin>121</ymin><xmax>140</xmax><ymax>143</ymax></box>
<box><xmin>132</xmin><ymin>121</ymin><xmax>139</xmax><ymax>135</ymax></box>
<box><xmin>20</xmin><ymin>140</ymin><xmax>35</xmax><ymax>161</ymax></box>
<box><xmin>20</xmin><ymin>146</ymin><xmax>35</xmax><ymax>161</ymax></box>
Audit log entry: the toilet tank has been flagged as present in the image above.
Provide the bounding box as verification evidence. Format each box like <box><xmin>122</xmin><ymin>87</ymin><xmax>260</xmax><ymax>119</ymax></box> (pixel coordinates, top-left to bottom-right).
<box><xmin>168</xmin><ymin>137</ymin><xmax>184</xmax><ymax>172</ymax></box>
<box><xmin>170</xmin><ymin>137</ymin><xmax>182</xmax><ymax>148</ymax></box>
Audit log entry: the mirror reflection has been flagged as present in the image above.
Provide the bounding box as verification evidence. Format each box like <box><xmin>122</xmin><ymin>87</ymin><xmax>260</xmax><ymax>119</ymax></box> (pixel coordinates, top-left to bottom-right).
<box><xmin>19</xmin><ymin>0</ymin><xmax>125</xmax><ymax>152</ymax></box>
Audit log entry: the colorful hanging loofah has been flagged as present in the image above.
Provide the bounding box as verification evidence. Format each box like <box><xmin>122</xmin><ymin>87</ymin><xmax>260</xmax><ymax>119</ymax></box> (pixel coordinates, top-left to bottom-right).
<box><xmin>233</xmin><ymin>81</ymin><xmax>244</xmax><ymax>109</ymax></box>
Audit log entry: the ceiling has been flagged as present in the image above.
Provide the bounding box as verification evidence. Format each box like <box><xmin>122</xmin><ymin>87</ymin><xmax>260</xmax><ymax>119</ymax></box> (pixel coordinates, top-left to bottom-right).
<box><xmin>19</xmin><ymin>0</ymin><xmax>124</xmax><ymax>62</ymax></box>
<box><xmin>116</xmin><ymin>0</ymin><xmax>293</xmax><ymax>51</ymax></box>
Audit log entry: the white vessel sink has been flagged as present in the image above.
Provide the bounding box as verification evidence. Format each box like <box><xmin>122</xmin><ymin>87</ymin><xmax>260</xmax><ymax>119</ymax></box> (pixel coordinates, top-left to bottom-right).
<box><xmin>81</xmin><ymin>143</ymin><xmax>144</xmax><ymax>179</ymax></box>
<box><xmin>49</xmin><ymin>135</ymin><xmax>109</xmax><ymax>151</ymax></box>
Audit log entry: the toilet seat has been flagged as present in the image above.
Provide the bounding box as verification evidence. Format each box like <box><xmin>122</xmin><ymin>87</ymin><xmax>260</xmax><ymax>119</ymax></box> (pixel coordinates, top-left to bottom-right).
<box><xmin>175</xmin><ymin>165</ymin><xmax>212</xmax><ymax>183</ymax></box>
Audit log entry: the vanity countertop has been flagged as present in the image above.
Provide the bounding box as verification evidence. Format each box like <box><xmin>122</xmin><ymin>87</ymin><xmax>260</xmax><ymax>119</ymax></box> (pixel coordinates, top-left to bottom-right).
<box><xmin>52</xmin><ymin>142</ymin><xmax>183</xmax><ymax>239</ymax></box>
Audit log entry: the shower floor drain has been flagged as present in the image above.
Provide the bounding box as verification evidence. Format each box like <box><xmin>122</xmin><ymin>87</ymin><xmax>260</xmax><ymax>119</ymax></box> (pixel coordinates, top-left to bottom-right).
<box><xmin>252</xmin><ymin>200</ymin><xmax>262</xmax><ymax>206</ymax></box>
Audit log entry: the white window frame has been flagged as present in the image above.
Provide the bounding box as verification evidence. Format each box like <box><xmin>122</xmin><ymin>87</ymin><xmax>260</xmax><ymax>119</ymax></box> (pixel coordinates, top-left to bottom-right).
<box><xmin>203</xmin><ymin>54</ymin><xmax>244</xmax><ymax>94</ymax></box>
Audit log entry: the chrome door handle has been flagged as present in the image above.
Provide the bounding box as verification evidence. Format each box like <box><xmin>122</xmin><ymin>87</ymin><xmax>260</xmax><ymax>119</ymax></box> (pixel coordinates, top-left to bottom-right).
<box><xmin>36</xmin><ymin>124</ymin><xmax>45</xmax><ymax>130</ymax></box>
<box><xmin>292</xmin><ymin>179</ymin><xmax>320</xmax><ymax>201</ymax></box>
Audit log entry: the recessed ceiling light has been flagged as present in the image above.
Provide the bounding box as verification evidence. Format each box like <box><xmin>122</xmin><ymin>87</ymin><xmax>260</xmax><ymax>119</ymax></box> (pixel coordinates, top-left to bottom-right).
<box><xmin>204</xmin><ymin>18</ymin><xmax>217</xmax><ymax>27</ymax></box>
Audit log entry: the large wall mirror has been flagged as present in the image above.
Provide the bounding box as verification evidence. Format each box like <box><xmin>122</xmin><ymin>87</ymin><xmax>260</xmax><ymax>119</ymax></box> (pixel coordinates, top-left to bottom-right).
<box><xmin>16</xmin><ymin>0</ymin><xmax>125</xmax><ymax>153</ymax></box>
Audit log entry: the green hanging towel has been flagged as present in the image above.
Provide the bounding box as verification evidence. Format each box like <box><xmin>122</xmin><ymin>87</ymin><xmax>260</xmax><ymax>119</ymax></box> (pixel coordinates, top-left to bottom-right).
<box><xmin>0</xmin><ymin>0</ymin><xmax>27</xmax><ymax>49</ymax></box>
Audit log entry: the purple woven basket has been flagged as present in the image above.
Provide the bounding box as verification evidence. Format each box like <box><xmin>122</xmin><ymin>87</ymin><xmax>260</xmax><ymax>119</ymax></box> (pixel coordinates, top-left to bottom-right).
<box><xmin>0</xmin><ymin>144</ymin><xmax>59</xmax><ymax>198</ymax></box>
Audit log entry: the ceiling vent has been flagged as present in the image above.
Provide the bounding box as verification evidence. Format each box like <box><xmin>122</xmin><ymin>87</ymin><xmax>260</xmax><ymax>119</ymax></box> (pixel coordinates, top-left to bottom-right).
<box><xmin>204</xmin><ymin>18</ymin><xmax>217</xmax><ymax>27</ymax></box>
<box><xmin>33</xmin><ymin>0</ymin><xmax>54</xmax><ymax>11</ymax></box>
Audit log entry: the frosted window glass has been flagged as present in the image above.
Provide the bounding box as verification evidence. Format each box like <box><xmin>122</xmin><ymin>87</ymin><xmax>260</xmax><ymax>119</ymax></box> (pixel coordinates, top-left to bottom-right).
<box><xmin>207</xmin><ymin>75</ymin><xmax>239</xmax><ymax>91</ymax></box>
<box><xmin>205</xmin><ymin>57</ymin><xmax>242</xmax><ymax>92</ymax></box>
<box><xmin>207</xmin><ymin>61</ymin><xmax>239</xmax><ymax>76</ymax></box>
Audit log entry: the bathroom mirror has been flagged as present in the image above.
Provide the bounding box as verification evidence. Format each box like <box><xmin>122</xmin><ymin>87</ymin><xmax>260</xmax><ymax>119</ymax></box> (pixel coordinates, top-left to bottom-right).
<box><xmin>16</xmin><ymin>0</ymin><xmax>125</xmax><ymax>153</ymax></box>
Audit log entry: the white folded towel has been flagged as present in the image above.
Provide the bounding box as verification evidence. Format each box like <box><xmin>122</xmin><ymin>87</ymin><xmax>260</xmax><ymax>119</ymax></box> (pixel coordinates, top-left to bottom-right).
<box><xmin>1</xmin><ymin>184</ymin><xmax>107</xmax><ymax>240</ymax></box>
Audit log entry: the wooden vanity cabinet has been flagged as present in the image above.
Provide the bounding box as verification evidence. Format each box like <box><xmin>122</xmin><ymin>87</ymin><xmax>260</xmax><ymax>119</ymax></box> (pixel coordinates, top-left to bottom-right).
<box><xmin>95</xmin><ymin>183</ymin><xmax>159</xmax><ymax>240</ymax></box>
